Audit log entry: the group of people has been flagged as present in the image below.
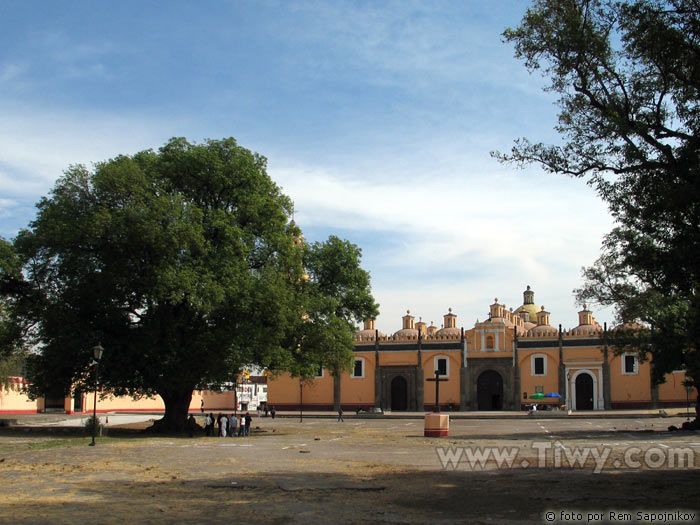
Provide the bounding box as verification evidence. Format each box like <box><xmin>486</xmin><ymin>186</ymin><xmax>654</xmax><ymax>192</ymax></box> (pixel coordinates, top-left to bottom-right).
<box><xmin>204</xmin><ymin>412</ymin><xmax>252</xmax><ymax>437</ymax></box>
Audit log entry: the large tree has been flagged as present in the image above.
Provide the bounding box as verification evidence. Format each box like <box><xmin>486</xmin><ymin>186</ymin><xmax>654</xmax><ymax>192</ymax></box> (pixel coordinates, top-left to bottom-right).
<box><xmin>495</xmin><ymin>0</ymin><xmax>700</xmax><ymax>419</ymax></box>
<box><xmin>15</xmin><ymin>137</ymin><xmax>309</xmax><ymax>431</ymax></box>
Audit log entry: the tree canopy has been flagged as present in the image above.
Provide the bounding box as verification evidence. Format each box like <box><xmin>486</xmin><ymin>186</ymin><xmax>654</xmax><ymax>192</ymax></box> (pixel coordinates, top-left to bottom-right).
<box><xmin>496</xmin><ymin>0</ymin><xmax>700</xmax><ymax>417</ymax></box>
<box><xmin>0</xmin><ymin>237</ymin><xmax>26</xmax><ymax>387</ymax></box>
<box><xmin>12</xmin><ymin>137</ymin><xmax>377</xmax><ymax>430</ymax></box>
<box><xmin>269</xmin><ymin>235</ymin><xmax>379</xmax><ymax>381</ymax></box>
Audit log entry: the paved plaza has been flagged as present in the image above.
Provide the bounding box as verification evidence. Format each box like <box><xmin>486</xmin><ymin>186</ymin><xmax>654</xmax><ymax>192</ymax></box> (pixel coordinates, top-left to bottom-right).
<box><xmin>0</xmin><ymin>413</ymin><xmax>699</xmax><ymax>524</ymax></box>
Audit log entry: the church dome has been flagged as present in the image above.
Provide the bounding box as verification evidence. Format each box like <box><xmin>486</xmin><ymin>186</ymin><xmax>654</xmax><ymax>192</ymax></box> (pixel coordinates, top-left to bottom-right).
<box><xmin>355</xmin><ymin>328</ymin><xmax>384</xmax><ymax>341</ymax></box>
<box><xmin>528</xmin><ymin>324</ymin><xmax>558</xmax><ymax>336</ymax></box>
<box><xmin>436</xmin><ymin>307</ymin><xmax>460</xmax><ymax>337</ymax></box>
<box><xmin>570</xmin><ymin>324</ymin><xmax>601</xmax><ymax>336</ymax></box>
<box><xmin>394</xmin><ymin>310</ymin><xmax>419</xmax><ymax>338</ymax></box>
<box><xmin>436</xmin><ymin>326</ymin><xmax>461</xmax><ymax>337</ymax></box>
<box><xmin>393</xmin><ymin>327</ymin><xmax>419</xmax><ymax>338</ymax></box>
<box><xmin>355</xmin><ymin>319</ymin><xmax>384</xmax><ymax>341</ymax></box>
<box><xmin>514</xmin><ymin>285</ymin><xmax>539</xmax><ymax>323</ymax></box>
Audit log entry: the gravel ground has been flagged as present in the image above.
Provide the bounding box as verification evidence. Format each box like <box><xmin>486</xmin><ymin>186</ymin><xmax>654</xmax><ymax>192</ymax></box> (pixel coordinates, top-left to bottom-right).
<box><xmin>0</xmin><ymin>415</ymin><xmax>699</xmax><ymax>524</ymax></box>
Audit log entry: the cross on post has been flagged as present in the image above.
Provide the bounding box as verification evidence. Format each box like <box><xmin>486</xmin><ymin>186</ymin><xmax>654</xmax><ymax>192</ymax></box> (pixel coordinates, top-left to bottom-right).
<box><xmin>426</xmin><ymin>369</ymin><xmax>448</xmax><ymax>413</ymax></box>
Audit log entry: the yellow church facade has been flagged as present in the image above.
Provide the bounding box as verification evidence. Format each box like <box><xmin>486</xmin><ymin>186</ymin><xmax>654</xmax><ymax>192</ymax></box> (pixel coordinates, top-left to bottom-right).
<box><xmin>267</xmin><ymin>286</ymin><xmax>695</xmax><ymax>411</ymax></box>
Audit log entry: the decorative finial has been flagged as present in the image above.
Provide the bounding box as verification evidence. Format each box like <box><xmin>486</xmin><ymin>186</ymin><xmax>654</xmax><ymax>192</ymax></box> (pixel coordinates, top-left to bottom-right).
<box><xmin>448</xmin><ymin>307</ymin><xmax>452</xmax><ymax>313</ymax></box>
<box><xmin>495</xmin><ymin>298</ymin><xmax>498</xmax><ymax>303</ymax></box>
<box><xmin>541</xmin><ymin>305</ymin><xmax>545</xmax><ymax>311</ymax></box>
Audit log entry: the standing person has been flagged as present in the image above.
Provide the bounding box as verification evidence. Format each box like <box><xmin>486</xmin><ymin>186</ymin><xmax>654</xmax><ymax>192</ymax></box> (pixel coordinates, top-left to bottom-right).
<box><xmin>229</xmin><ymin>413</ymin><xmax>237</xmax><ymax>437</ymax></box>
<box><xmin>270</xmin><ymin>406</ymin><xmax>276</xmax><ymax>419</ymax></box>
<box><xmin>187</xmin><ymin>414</ymin><xmax>197</xmax><ymax>438</ymax></box>
<box><xmin>237</xmin><ymin>414</ymin><xmax>245</xmax><ymax>437</ymax></box>
<box><xmin>337</xmin><ymin>407</ymin><xmax>344</xmax><ymax>422</ymax></box>
<box><xmin>216</xmin><ymin>413</ymin><xmax>223</xmax><ymax>436</ymax></box>
<box><xmin>200</xmin><ymin>399</ymin><xmax>205</xmax><ymax>413</ymax></box>
<box><xmin>205</xmin><ymin>413</ymin><xmax>213</xmax><ymax>436</ymax></box>
<box><xmin>264</xmin><ymin>404</ymin><xmax>269</xmax><ymax>417</ymax></box>
<box><xmin>220</xmin><ymin>414</ymin><xmax>228</xmax><ymax>437</ymax></box>
<box><xmin>244</xmin><ymin>411</ymin><xmax>252</xmax><ymax>437</ymax></box>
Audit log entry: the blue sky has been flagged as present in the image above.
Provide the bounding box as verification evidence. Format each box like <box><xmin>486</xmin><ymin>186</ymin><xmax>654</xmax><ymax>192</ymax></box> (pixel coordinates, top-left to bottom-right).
<box><xmin>0</xmin><ymin>1</ymin><xmax>615</xmax><ymax>333</ymax></box>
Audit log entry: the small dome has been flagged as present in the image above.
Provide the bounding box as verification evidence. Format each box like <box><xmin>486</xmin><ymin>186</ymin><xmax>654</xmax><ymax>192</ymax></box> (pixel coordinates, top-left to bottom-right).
<box><xmin>436</xmin><ymin>326</ymin><xmax>461</xmax><ymax>337</ymax></box>
<box><xmin>570</xmin><ymin>324</ymin><xmax>600</xmax><ymax>336</ymax></box>
<box><xmin>528</xmin><ymin>324</ymin><xmax>558</xmax><ymax>336</ymax></box>
<box><xmin>355</xmin><ymin>328</ymin><xmax>384</xmax><ymax>341</ymax></box>
<box><xmin>393</xmin><ymin>328</ymin><xmax>419</xmax><ymax>338</ymax></box>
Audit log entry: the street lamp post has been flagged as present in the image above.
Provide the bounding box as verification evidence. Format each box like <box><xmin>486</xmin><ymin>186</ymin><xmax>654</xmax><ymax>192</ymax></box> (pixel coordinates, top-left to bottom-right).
<box><xmin>89</xmin><ymin>343</ymin><xmax>104</xmax><ymax>446</ymax></box>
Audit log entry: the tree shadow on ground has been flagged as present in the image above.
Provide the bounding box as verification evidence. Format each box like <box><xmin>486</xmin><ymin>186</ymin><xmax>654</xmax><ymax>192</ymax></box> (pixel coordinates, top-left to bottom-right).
<box><xmin>1</xmin><ymin>468</ymin><xmax>699</xmax><ymax>524</ymax></box>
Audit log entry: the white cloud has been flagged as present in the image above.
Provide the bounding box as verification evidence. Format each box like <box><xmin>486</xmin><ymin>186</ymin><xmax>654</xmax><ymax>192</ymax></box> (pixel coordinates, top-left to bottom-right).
<box><xmin>0</xmin><ymin>104</ymin><xmax>186</xmax><ymax>196</ymax></box>
<box><xmin>272</xmin><ymin>158</ymin><xmax>614</xmax><ymax>333</ymax></box>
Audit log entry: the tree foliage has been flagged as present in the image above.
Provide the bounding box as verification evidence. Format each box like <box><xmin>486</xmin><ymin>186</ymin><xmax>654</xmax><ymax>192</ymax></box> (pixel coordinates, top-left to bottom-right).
<box><xmin>13</xmin><ymin>138</ymin><xmax>314</xmax><ymax>430</ymax></box>
<box><xmin>495</xmin><ymin>0</ymin><xmax>700</xmax><ymax>415</ymax></box>
<box><xmin>0</xmin><ymin>237</ymin><xmax>27</xmax><ymax>386</ymax></box>
<box><xmin>276</xmin><ymin>235</ymin><xmax>379</xmax><ymax>379</ymax></box>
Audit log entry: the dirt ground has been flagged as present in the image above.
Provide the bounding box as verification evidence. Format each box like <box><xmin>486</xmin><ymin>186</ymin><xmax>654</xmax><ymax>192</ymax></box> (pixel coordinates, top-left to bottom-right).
<box><xmin>0</xmin><ymin>415</ymin><xmax>699</xmax><ymax>524</ymax></box>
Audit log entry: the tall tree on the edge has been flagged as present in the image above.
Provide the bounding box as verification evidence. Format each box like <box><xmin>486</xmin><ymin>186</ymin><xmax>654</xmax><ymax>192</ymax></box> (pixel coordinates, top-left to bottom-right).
<box><xmin>495</xmin><ymin>0</ymin><xmax>700</xmax><ymax>421</ymax></box>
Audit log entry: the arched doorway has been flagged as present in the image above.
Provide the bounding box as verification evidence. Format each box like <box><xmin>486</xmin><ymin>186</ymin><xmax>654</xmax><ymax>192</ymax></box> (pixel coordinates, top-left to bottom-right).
<box><xmin>575</xmin><ymin>373</ymin><xmax>594</xmax><ymax>410</ymax></box>
<box><xmin>477</xmin><ymin>370</ymin><xmax>503</xmax><ymax>410</ymax></box>
<box><xmin>391</xmin><ymin>376</ymin><xmax>408</xmax><ymax>411</ymax></box>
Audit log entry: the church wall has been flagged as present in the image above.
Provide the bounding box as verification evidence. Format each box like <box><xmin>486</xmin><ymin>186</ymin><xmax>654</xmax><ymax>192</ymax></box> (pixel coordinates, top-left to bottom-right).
<box><xmin>562</xmin><ymin>345</ymin><xmax>603</xmax><ymax>362</ymax></box>
<box><xmin>470</xmin><ymin>350</ymin><xmax>512</xmax><ymax>359</ymax></box>
<box><xmin>609</xmin><ymin>354</ymin><xmax>651</xmax><ymax>407</ymax></box>
<box><xmin>340</xmin><ymin>351</ymin><xmax>375</xmax><ymax>407</ymax></box>
<box><xmin>421</xmin><ymin>352</ymin><xmax>460</xmax><ymax>406</ymax></box>
<box><xmin>657</xmin><ymin>371</ymin><xmax>695</xmax><ymax>405</ymax></box>
<box><xmin>267</xmin><ymin>371</ymin><xmax>334</xmax><ymax>410</ymax></box>
<box><xmin>518</xmin><ymin>348</ymin><xmax>560</xmax><ymax>404</ymax></box>
<box><xmin>379</xmin><ymin>351</ymin><xmax>419</xmax><ymax>366</ymax></box>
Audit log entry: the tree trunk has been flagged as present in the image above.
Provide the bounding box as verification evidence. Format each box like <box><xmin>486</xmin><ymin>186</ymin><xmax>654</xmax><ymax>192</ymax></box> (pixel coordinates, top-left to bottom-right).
<box><xmin>333</xmin><ymin>373</ymin><xmax>341</xmax><ymax>411</ymax></box>
<box><xmin>151</xmin><ymin>389</ymin><xmax>194</xmax><ymax>433</ymax></box>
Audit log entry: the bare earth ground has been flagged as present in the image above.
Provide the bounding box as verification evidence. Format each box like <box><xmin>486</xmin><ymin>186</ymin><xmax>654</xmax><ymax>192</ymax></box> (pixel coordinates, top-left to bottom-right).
<box><xmin>0</xmin><ymin>415</ymin><xmax>699</xmax><ymax>524</ymax></box>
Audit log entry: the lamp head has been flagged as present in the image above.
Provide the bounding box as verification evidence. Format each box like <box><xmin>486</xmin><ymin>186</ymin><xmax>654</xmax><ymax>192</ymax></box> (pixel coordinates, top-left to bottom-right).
<box><xmin>93</xmin><ymin>344</ymin><xmax>104</xmax><ymax>361</ymax></box>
